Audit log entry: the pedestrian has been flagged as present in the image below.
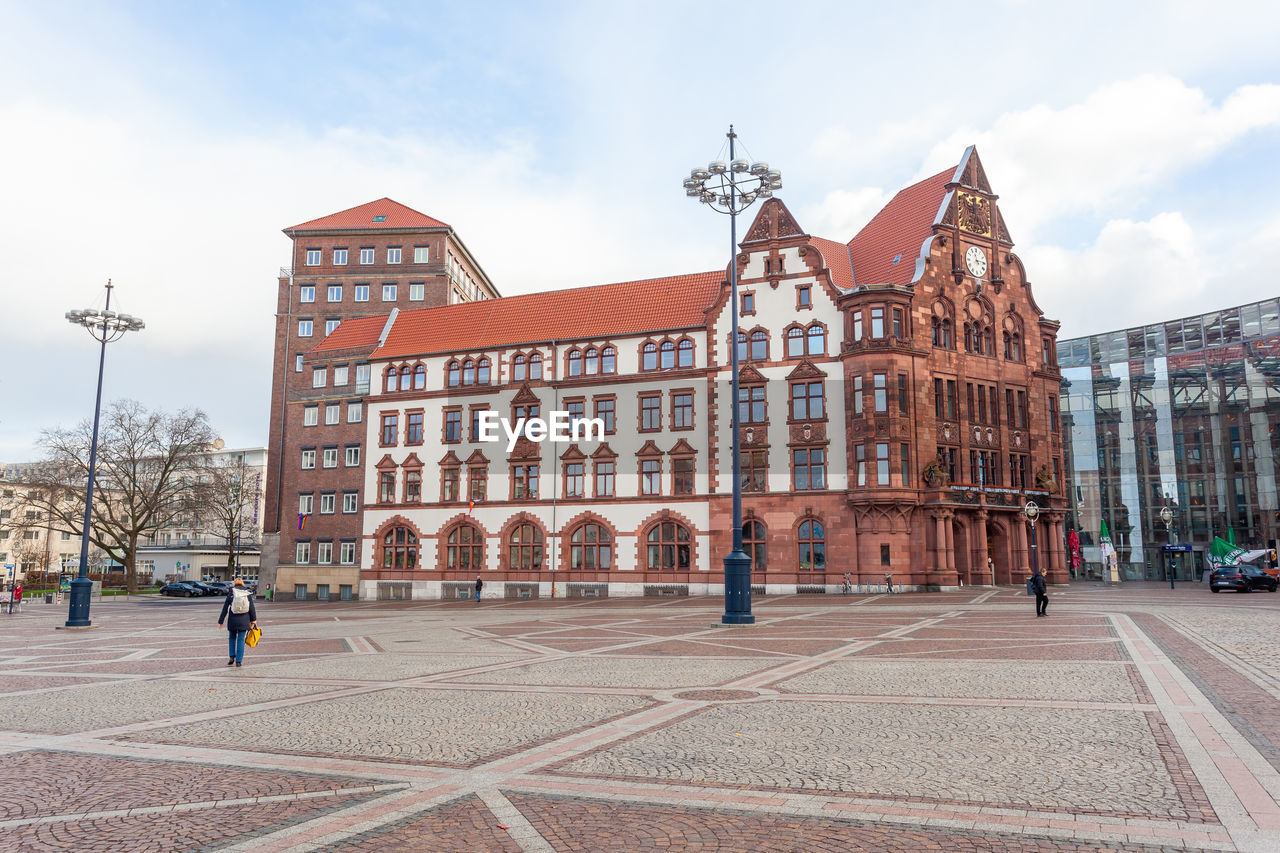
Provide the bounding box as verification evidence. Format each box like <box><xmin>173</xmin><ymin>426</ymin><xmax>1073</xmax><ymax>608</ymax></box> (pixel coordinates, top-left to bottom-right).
<box><xmin>474</xmin><ymin>576</ymin><xmax>483</xmax><ymax>604</ymax></box>
<box><xmin>1031</xmin><ymin>567</ymin><xmax>1048</xmax><ymax>617</ymax></box>
<box><xmin>883</xmin><ymin>572</ymin><xmax>893</xmax><ymax>594</ymax></box>
<box><xmin>218</xmin><ymin>578</ymin><xmax>257</xmax><ymax>667</ymax></box>
<box><xmin>10</xmin><ymin>582</ymin><xmax>22</xmax><ymax>614</ymax></box>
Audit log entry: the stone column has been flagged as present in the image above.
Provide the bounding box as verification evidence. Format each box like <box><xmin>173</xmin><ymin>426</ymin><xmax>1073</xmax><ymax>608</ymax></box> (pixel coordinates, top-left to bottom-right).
<box><xmin>1014</xmin><ymin>515</ymin><xmax>1029</xmax><ymax>579</ymax></box>
<box><xmin>934</xmin><ymin>514</ymin><xmax>948</xmax><ymax>573</ymax></box>
<box><xmin>973</xmin><ymin>510</ymin><xmax>990</xmax><ymax>585</ymax></box>
<box><xmin>944</xmin><ymin>514</ymin><xmax>956</xmax><ymax>572</ymax></box>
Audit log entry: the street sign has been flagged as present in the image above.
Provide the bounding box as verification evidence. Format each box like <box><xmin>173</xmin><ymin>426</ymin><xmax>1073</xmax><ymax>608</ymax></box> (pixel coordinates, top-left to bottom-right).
<box><xmin>1161</xmin><ymin>544</ymin><xmax>1192</xmax><ymax>552</ymax></box>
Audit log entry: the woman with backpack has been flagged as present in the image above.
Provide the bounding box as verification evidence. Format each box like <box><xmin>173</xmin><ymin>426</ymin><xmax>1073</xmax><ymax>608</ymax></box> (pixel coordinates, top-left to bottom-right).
<box><xmin>218</xmin><ymin>578</ymin><xmax>258</xmax><ymax>667</ymax></box>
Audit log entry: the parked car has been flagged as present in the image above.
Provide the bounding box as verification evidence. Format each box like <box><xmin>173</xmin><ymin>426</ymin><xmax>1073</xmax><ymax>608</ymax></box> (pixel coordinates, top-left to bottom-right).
<box><xmin>188</xmin><ymin>582</ymin><xmax>223</xmax><ymax>596</ymax></box>
<box><xmin>1210</xmin><ymin>565</ymin><xmax>1279</xmax><ymax>593</ymax></box>
<box><xmin>159</xmin><ymin>582</ymin><xmax>204</xmax><ymax>597</ymax></box>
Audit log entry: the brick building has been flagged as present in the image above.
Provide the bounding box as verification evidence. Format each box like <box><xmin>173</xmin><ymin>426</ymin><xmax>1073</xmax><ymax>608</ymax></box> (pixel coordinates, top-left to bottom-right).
<box><xmin>282</xmin><ymin>147</ymin><xmax>1068</xmax><ymax>600</ymax></box>
<box><xmin>261</xmin><ymin>200</ymin><xmax>501</xmax><ymax>599</ymax></box>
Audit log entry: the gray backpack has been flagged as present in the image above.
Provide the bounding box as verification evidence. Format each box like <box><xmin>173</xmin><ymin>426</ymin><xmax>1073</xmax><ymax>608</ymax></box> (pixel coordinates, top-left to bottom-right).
<box><xmin>231</xmin><ymin>589</ymin><xmax>250</xmax><ymax>614</ymax></box>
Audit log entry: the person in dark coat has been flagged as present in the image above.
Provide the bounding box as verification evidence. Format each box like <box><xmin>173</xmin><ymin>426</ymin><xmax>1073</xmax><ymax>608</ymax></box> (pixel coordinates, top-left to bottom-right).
<box><xmin>218</xmin><ymin>578</ymin><xmax>258</xmax><ymax>666</ymax></box>
<box><xmin>1031</xmin><ymin>568</ymin><xmax>1049</xmax><ymax>617</ymax></box>
<box><xmin>474</xmin><ymin>576</ymin><xmax>483</xmax><ymax>604</ymax></box>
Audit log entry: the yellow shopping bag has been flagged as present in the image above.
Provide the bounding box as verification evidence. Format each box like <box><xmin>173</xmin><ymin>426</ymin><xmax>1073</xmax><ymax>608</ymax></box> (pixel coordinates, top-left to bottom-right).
<box><xmin>245</xmin><ymin>624</ymin><xmax>262</xmax><ymax>649</ymax></box>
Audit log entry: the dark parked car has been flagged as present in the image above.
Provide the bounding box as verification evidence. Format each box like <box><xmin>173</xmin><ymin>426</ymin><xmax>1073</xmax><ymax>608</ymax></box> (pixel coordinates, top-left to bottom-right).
<box><xmin>1210</xmin><ymin>565</ymin><xmax>1279</xmax><ymax>593</ymax></box>
<box><xmin>188</xmin><ymin>582</ymin><xmax>223</xmax><ymax>596</ymax></box>
<box><xmin>159</xmin><ymin>582</ymin><xmax>204</xmax><ymax>597</ymax></box>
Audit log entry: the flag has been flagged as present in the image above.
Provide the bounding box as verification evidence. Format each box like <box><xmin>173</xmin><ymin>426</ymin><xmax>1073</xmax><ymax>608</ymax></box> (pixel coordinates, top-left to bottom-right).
<box><xmin>298</xmin><ymin>513</ymin><xmax>309</xmax><ymax>532</ymax></box>
<box><xmin>1068</xmin><ymin>529</ymin><xmax>1081</xmax><ymax>570</ymax></box>
<box><xmin>1099</xmin><ymin>519</ymin><xmax>1116</xmax><ymax>579</ymax></box>
<box><xmin>1227</xmin><ymin>527</ymin><xmax>1236</xmax><ymax>546</ymax></box>
<box><xmin>1208</xmin><ymin>536</ymin><xmax>1247</xmax><ymax>570</ymax></box>
<box><xmin>468</xmin><ymin>500</ymin><xmax>474</xmax><ymax>514</ymax></box>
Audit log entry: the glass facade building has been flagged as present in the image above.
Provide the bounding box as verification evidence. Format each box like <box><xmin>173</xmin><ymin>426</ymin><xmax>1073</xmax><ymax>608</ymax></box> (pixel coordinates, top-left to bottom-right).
<box><xmin>1059</xmin><ymin>297</ymin><xmax>1280</xmax><ymax>580</ymax></box>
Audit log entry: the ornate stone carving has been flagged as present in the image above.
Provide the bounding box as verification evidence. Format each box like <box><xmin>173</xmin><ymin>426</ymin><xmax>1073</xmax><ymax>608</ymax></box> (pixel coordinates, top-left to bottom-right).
<box><xmin>956</xmin><ymin>192</ymin><xmax>992</xmax><ymax>236</ymax></box>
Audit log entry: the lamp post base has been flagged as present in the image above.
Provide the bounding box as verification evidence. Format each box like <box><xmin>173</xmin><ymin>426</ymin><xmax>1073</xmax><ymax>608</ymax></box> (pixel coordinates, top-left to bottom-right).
<box><xmin>722</xmin><ymin>549</ymin><xmax>754</xmax><ymax>625</ymax></box>
<box><xmin>64</xmin><ymin>577</ymin><xmax>93</xmax><ymax>628</ymax></box>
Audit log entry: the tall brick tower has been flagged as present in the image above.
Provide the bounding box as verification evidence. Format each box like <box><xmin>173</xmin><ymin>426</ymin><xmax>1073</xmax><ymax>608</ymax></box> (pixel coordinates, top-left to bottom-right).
<box><xmin>260</xmin><ymin>199</ymin><xmax>500</xmax><ymax>599</ymax></box>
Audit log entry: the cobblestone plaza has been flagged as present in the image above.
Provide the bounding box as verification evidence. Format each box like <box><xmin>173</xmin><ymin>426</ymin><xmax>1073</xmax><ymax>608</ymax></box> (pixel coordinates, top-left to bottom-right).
<box><xmin>2</xmin><ymin>588</ymin><xmax>1279</xmax><ymax>851</ymax></box>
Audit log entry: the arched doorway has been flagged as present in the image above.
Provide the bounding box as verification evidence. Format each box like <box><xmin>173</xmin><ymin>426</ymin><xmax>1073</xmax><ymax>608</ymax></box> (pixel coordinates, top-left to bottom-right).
<box><xmin>987</xmin><ymin>518</ymin><xmax>1013</xmax><ymax>585</ymax></box>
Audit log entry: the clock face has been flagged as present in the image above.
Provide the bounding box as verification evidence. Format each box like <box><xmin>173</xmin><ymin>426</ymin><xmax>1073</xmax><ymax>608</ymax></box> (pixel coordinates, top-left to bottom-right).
<box><xmin>965</xmin><ymin>245</ymin><xmax>988</xmax><ymax>279</ymax></box>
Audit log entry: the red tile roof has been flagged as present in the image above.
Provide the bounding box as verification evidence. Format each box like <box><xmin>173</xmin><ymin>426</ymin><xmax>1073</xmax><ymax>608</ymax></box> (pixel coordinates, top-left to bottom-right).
<box><xmin>314</xmin><ymin>271</ymin><xmax>724</xmax><ymax>359</ymax></box>
<box><xmin>807</xmin><ymin>236</ymin><xmax>857</xmax><ymax>292</ymax></box>
<box><xmin>285</xmin><ymin>198</ymin><xmax>449</xmax><ymax>232</ymax></box>
<box><xmin>847</xmin><ymin>168</ymin><xmax>951</xmax><ymax>287</ymax></box>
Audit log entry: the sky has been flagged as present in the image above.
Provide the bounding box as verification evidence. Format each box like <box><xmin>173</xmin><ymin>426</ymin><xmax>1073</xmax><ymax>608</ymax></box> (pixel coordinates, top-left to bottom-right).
<box><xmin>2</xmin><ymin>1</ymin><xmax>1279</xmax><ymax>461</ymax></box>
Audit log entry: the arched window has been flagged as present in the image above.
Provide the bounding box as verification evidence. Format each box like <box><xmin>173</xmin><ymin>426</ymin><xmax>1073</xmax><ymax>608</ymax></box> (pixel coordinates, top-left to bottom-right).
<box><xmin>413</xmin><ymin>365</ymin><xmax>426</xmax><ymax>390</ymax></box>
<box><xmin>400</xmin><ymin>365</ymin><xmax>412</xmax><ymax>389</ymax></box>
<box><xmin>1003</xmin><ymin>331</ymin><xmax>1022</xmax><ymax>362</ymax></box>
<box><xmin>462</xmin><ymin>359</ymin><xmax>476</xmax><ymax>385</ymax></box>
<box><xmin>386</xmin><ymin>367</ymin><xmax>399</xmax><ymax>392</ymax></box>
<box><xmin>798</xmin><ymin>519</ymin><xmax>825</xmax><ymax>572</ymax></box>
<box><xmin>642</xmin><ymin>342</ymin><xmax>658</xmax><ymax>371</ymax></box>
<box><xmin>381</xmin><ymin>526</ymin><xmax>418</xmax><ymax>569</ymax></box>
<box><xmin>568</xmin><ymin>349</ymin><xmax>583</xmax><ymax>377</ymax></box>
<box><xmin>447</xmin><ymin>360</ymin><xmax>460</xmax><ymax>387</ymax></box>
<box><xmin>749</xmin><ymin>330</ymin><xmax>768</xmax><ymax>361</ymax></box>
<box><xmin>982</xmin><ymin>326</ymin><xmax>994</xmax><ymax>356</ymax></box>
<box><xmin>508</xmin><ymin>522</ymin><xmax>544</xmax><ymax>570</ymax></box>
<box><xmin>932</xmin><ymin>317</ymin><xmax>953</xmax><ymax>349</ymax></box>
<box><xmin>445</xmin><ymin>523</ymin><xmax>484</xmax><ymax>570</ymax></box>
<box><xmin>570</xmin><ymin>522</ymin><xmax>612</xmax><ymax>570</ymax></box>
<box><xmin>743</xmin><ymin>520</ymin><xmax>766</xmax><ymax>571</ymax></box>
<box><xmin>786</xmin><ymin>326</ymin><xmax>804</xmax><ymax>357</ymax></box>
<box><xmin>735</xmin><ymin>331</ymin><xmax>748</xmax><ymax>362</ymax></box>
<box><xmin>660</xmin><ymin>340</ymin><xmax>676</xmax><ymax>369</ymax></box>
<box><xmin>529</xmin><ymin>352</ymin><xmax>543</xmax><ymax>380</ymax></box>
<box><xmin>477</xmin><ymin>357</ymin><xmax>491</xmax><ymax>384</ymax></box>
<box><xmin>646</xmin><ymin>521</ymin><xmax>691</xmax><ymax>570</ymax></box>
<box><xmin>601</xmin><ymin>346</ymin><xmax>616</xmax><ymax>374</ymax></box>
<box><xmin>584</xmin><ymin>347</ymin><xmax>599</xmax><ymax>375</ymax></box>
<box><xmin>806</xmin><ymin>324</ymin><xmax>825</xmax><ymax>356</ymax></box>
<box><xmin>512</xmin><ymin>353</ymin><xmax>527</xmax><ymax>382</ymax></box>
<box><xmin>677</xmin><ymin>339</ymin><xmax>694</xmax><ymax>368</ymax></box>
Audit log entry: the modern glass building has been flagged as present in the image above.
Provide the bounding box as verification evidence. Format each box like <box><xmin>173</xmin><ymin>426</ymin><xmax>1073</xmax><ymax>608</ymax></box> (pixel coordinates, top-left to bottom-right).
<box><xmin>1059</xmin><ymin>297</ymin><xmax>1280</xmax><ymax>581</ymax></box>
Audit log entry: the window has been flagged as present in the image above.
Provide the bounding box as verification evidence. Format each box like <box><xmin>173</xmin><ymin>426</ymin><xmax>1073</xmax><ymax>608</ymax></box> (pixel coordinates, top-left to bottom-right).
<box><xmin>411</xmin><ymin>365</ymin><xmax>425</xmax><ymax>390</ymax></box>
<box><xmin>327</xmin><ymin>285</ymin><xmax>342</xmax><ymax>302</ymax></box>
<box><xmin>319</xmin><ymin>493</ymin><xmax>335</xmax><ymax>514</ymax></box>
<box><xmin>441</xmin><ymin>467</ymin><xmax>460</xmax><ymax>501</ymax></box>
<box><xmin>806</xmin><ymin>324</ymin><xmax>824</xmax><ymax>356</ymax></box>
<box><xmin>298</xmin><ymin>493</ymin><xmax>314</xmax><ymax>514</ymax></box>
<box><xmin>900</xmin><ymin>444</ymin><xmax>911</xmax><ymax>486</ymax></box>
<box><xmin>333</xmin><ymin>365</ymin><xmax>349</xmax><ymax>386</ymax></box>
<box><xmin>325</xmin><ymin>319</ymin><xmax>340</xmax><ymax>335</ymax></box>
<box><xmin>507</xmin><ymin>523</ymin><xmax>545</xmax><ymax>570</ymax></box>
<box><xmin>322</xmin><ymin>447</ymin><xmax>338</xmax><ymax>468</ymax></box>
<box><xmin>382</xmin><ymin>526</ymin><xmax>419</xmax><ymax>569</ymax></box>
<box><xmin>932</xmin><ymin>315</ymin><xmax>953</xmax><ymax>349</ymax></box>
<box><xmin>750</xmin><ymin>330</ymin><xmax>768</xmax><ymax>361</ymax></box>
<box><xmin>333</xmin><ymin>248</ymin><xmax>348</xmax><ymax>265</ymax></box>
<box><xmin>595</xmin><ymin>460</ymin><xmax>615</xmax><ymax>496</ymax></box>
<box><xmin>409</xmin><ymin>283</ymin><xmax>425</xmax><ymax>301</ymax></box>
<box><xmin>382</xmin><ymin>283</ymin><xmax>397</xmax><ymax>301</ymax></box>
<box><xmin>856</xmin><ymin>445</ymin><xmax>866</xmax><ymax>486</ymax></box>
<box><xmin>673</xmin><ymin>456</ymin><xmax>694</xmax><ymax>495</ymax></box>
<box><xmin>379</xmin><ymin>470</ymin><xmax>396</xmax><ymax>503</ymax></box>
<box><xmin>642</xmin><ymin>342</ymin><xmax>658</xmax><ymax>370</ymax></box>
<box><xmin>405</xmin><ymin>470</ymin><xmax>422</xmax><ymax>503</ymax></box>
<box><xmin>294</xmin><ymin>583</ymin><xmax>307</xmax><ymax>598</ymax></box>
<box><xmin>742</xmin><ymin>292</ymin><xmax>755</xmax><ymax>313</ymax></box>
<box><xmin>672</xmin><ymin>392</ymin><xmax>693</xmax><ymax>429</ymax></box>
<box><xmin>742</xmin><ymin>450</ymin><xmax>768</xmax><ymax>492</ymax></box>
<box><xmin>660</xmin><ymin>340</ymin><xmax>676</xmax><ymax>369</ymax></box>
<box><xmin>798</xmin><ymin>285</ymin><xmax>811</xmax><ymax>308</ymax></box>
<box><xmin>512</xmin><ymin>353</ymin><xmax>527</xmax><ymax>381</ymax></box>
<box><xmin>413</xmin><ymin>245</ymin><xmax>429</xmax><ymax>263</ymax></box>
<box><xmin>359</xmin><ymin>247</ymin><xmax>374</xmax><ymax>264</ymax></box>
<box><xmin>852</xmin><ymin>376</ymin><xmax>863</xmax><ymax>415</ymax></box>
<box><xmin>345</xmin><ymin>446</ymin><xmax>360</xmax><ymax>466</ymax></box>
<box><xmin>300</xmin><ymin>285</ymin><xmax>315</xmax><ymax>303</ymax></box>
<box><xmin>296</xmin><ymin>354</ymin><xmax>303</xmax><ymax>372</ymax></box>
<box><xmin>640</xmin><ymin>394</ymin><xmax>661</xmax><ymax>431</ymax></box>
<box><xmin>938</xmin><ymin>446</ymin><xmax>959</xmax><ymax>481</ymax></box>
<box><xmin>388</xmin><ymin>247</ymin><xmax>402</xmax><ymax>264</ymax></box>
<box><xmin>646</xmin><ymin>521</ymin><xmax>691</xmax><ymax>570</ymax></box>
<box><xmin>790</xmin><ymin>381</ymin><xmax>824</xmax><ymax>420</ymax></box>
<box><xmin>512</xmin><ymin>464</ymin><xmax>539</xmax><ymax>499</ymax></box>
<box><xmin>641</xmin><ymin>458</ymin><xmax>661</xmax><ymax>495</ymax></box>
<box><xmin>380</xmin><ymin>413</ymin><xmax>398</xmax><ymax>445</ymax></box>
<box><xmin>298</xmin><ymin>319</ymin><xmax>313</xmax><ymax>337</ymax></box>
<box><xmin>447</xmin><ymin>360</ymin><xmax>460</xmax><ymax>387</ymax></box>
<box><xmin>871</xmin><ymin>307</ymin><xmax>885</xmax><ymax>338</ymax></box>
<box><xmin>296</xmin><ymin>542</ymin><xmax>311</xmax><ymax>564</ymax></box>
<box><xmin>853</xmin><ymin>311</ymin><xmax>863</xmax><ymax>340</ymax></box>
<box><xmin>794</xmin><ymin>448</ymin><xmax>825</xmax><ymax>490</ymax></box>
<box><xmin>897</xmin><ymin>374</ymin><xmax>908</xmax><ymax>414</ymax></box>
<box><xmin>406</xmin><ymin>412</ymin><xmax>423</xmax><ymax>444</ymax></box>
<box><xmin>739</xmin><ymin>386</ymin><xmax>766</xmax><ymax>423</ymax></box>
<box><xmin>301</xmin><ymin>449</ymin><xmax>316</xmax><ymax>469</ymax></box>
<box><xmin>565</xmin><ymin>400</ymin><xmax>586</xmax><ymax>429</ymax></box>
<box><xmin>873</xmin><ymin>374</ymin><xmax>887</xmax><ymax>413</ymax></box>
<box><xmin>303</xmin><ymin>406</ymin><xmax>318</xmax><ymax>427</ymax></box>
<box><xmin>1049</xmin><ymin>395</ymin><xmax>1060</xmax><ymax>432</ymax></box>
<box><xmin>787</xmin><ymin>326</ymin><xmax>804</xmax><ymax>357</ymax></box>
<box><xmin>934</xmin><ymin>378</ymin><xmax>956</xmax><ymax>420</ymax></box>
<box><xmin>892</xmin><ymin>307</ymin><xmax>904</xmax><ymax>339</ymax></box>
<box><xmin>600</xmin><ymin>346</ymin><xmax>616</xmax><ymax>374</ymax></box>
<box><xmin>340</xmin><ymin>542</ymin><xmax>356</xmax><ymax>564</ymax></box>
<box><xmin>743</xmin><ymin>520</ymin><xmax>767</xmax><ymax>570</ymax></box>
<box><xmin>594</xmin><ymin>397</ymin><xmax>616</xmax><ymax>433</ymax></box>
<box><xmin>477</xmin><ymin>357</ymin><xmax>490</xmax><ymax>385</ymax></box>
<box><xmin>325</xmin><ymin>403</ymin><xmax>340</xmax><ymax>425</ymax></box>
<box><xmin>798</xmin><ymin>519</ymin><xmax>825</xmax><ymax>571</ymax></box>
<box><xmin>445</xmin><ymin>524</ymin><xmax>482</xmax><ymax>570</ymax></box>
<box><xmin>342</xmin><ymin>492</ymin><xmax>358</xmax><ymax>513</ymax></box>
<box><xmin>444</xmin><ymin>409</ymin><xmax>461</xmax><ymax>442</ymax></box>
<box><xmin>568</xmin><ymin>349</ymin><xmax>582</xmax><ymax>376</ymax></box>
<box><xmin>570</xmin><ymin>523</ymin><xmax>612</xmax><ymax>570</ymax></box>
<box><xmin>470</xmin><ymin>407</ymin><xmax>488</xmax><ymax>441</ymax></box>
<box><xmin>881</xmin><ymin>544</ymin><xmax>891</xmax><ymax>566</ymax></box>
<box><xmin>354</xmin><ymin>284</ymin><xmax>370</xmax><ymax>302</ymax></box>
<box><xmin>312</xmin><ymin>366</ymin><xmax>327</xmax><ymax>388</ymax></box>
<box><xmin>565</xmin><ymin>462</ymin><xmax>584</xmax><ymax>497</ymax></box>
<box><xmin>305</xmin><ymin>249</ymin><xmax>320</xmax><ymax>266</ymax></box>
<box><xmin>529</xmin><ymin>352</ymin><xmax>543</xmax><ymax>379</ymax></box>
<box><xmin>677</xmin><ymin>339</ymin><xmax>694</xmax><ymax>368</ymax></box>
<box><xmin>1009</xmin><ymin>453</ymin><xmax>1029</xmax><ymax>489</ymax></box>
<box><xmin>876</xmin><ymin>443</ymin><xmax>889</xmax><ymax>485</ymax></box>
<box><xmin>468</xmin><ymin>466</ymin><xmax>487</xmax><ymax>501</ymax></box>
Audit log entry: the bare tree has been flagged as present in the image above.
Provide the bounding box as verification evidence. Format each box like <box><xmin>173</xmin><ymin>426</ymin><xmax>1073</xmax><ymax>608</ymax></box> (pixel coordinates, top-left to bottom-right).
<box><xmin>25</xmin><ymin>400</ymin><xmax>214</xmax><ymax>592</ymax></box>
<box><xmin>193</xmin><ymin>455</ymin><xmax>261</xmax><ymax>577</ymax></box>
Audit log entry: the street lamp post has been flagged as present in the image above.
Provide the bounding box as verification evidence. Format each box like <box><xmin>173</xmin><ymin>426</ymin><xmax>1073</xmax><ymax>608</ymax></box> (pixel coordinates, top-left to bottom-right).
<box><xmin>684</xmin><ymin>126</ymin><xmax>780</xmax><ymax>626</ymax></box>
<box><xmin>1160</xmin><ymin>504</ymin><xmax>1175</xmax><ymax>590</ymax></box>
<box><xmin>63</xmin><ymin>281</ymin><xmax>145</xmax><ymax>628</ymax></box>
<box><xmin>1023</xmin><ymin>501</ymin><xmax>1040</xmax><ymax>579</ymax></box>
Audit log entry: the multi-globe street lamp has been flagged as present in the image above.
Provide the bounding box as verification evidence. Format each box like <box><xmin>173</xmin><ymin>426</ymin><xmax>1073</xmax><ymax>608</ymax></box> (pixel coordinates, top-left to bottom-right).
<box><xmin>1160</xmin><ymin>503</ymin><xmax>1175</xmax><ymax>589</ymax></box>
<box><xmin>1023</xmin><ymin>501</ymin><xmax>1040</xmax><ymax>580</ymax></box>
<box><xmin>684</xmin><ymin>126</ymin><xmax>781</xmax><ymax>625</ymax></box>
<box><xmin>63</xmin><ymin>281</ymin><xmax>144</xmax><ymax>628</ymax></box>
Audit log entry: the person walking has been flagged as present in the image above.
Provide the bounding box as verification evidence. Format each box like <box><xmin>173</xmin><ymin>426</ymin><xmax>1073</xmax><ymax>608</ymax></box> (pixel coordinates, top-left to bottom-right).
<box><xmin>218</xmin><ymin>578</ymin><xmax>257</xmax><ymax>667</ymax></box>
<box><xmin>10</xmin><ymin>582</ymin><xmax>22</xmax><ymax>614</ymax></box>
<box><xmin>474</xmin><ymin>576</ymin><xmax>483</xmax><ymax>604</ymax></box>
<box><xmin>1031</xmin><ymin>567</ymin><xmax>1048</xmax><ymax>617</ymax></box>
<box><xmin>883</xmin><ymin>572</ymin><xmax>893</xmax><ymax>594</ymax></box>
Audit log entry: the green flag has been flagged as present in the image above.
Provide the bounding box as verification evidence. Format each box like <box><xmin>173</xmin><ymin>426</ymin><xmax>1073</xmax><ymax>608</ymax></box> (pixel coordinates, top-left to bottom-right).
<box><xmin>1099</xmin><ymin>519</ymin><xmax>1116</xmax><ymax>571</ymax></box>
<box><xmin>1208</xmin><ymin>537</ymin><xmax>1246</xmax><ymax>569</ymax></box>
